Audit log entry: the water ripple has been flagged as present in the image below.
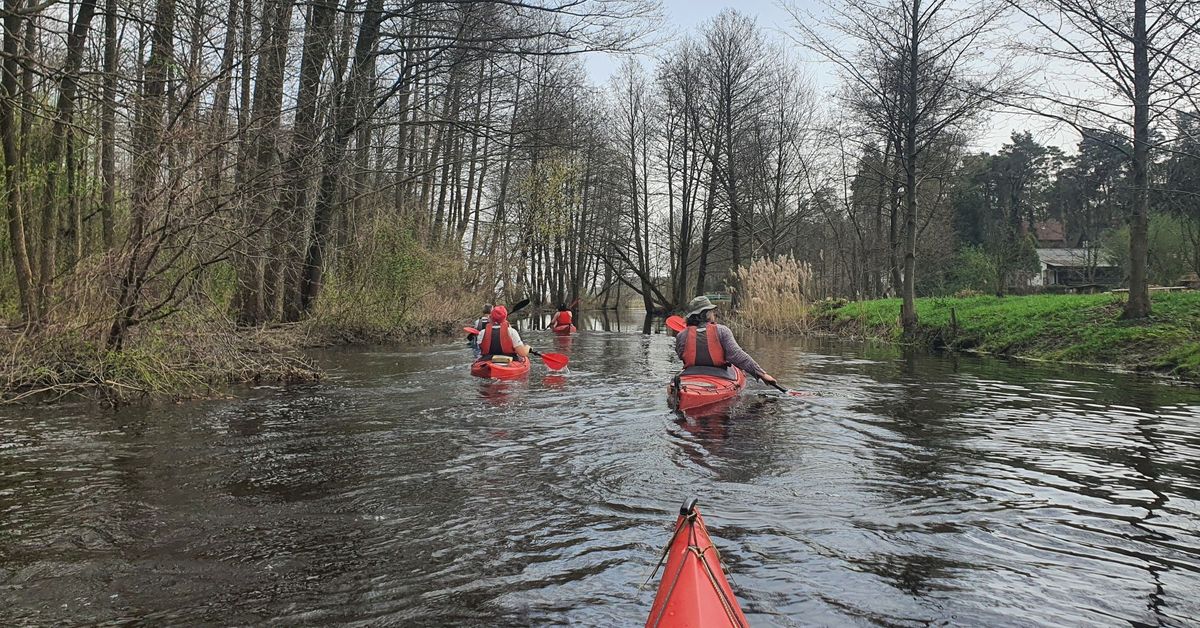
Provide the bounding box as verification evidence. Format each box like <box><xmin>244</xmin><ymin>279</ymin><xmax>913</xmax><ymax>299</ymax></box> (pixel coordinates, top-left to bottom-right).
<box><xmin>2</xmin><ymin>331</ymin><xmax>1199</xmax><ymax>625</ymax></box>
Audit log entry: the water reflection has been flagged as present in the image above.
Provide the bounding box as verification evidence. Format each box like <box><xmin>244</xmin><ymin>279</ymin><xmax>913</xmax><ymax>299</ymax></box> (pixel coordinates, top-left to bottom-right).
<box><xmin>477</xmin><ymin>379</ymin><xmax>524</xmax><ymax>407</ymax></box>
<box><xmin>2</xmin><ymin>311</ymin><xmax>1199</xmax><ymax>626</ymax></box>
<box><xmin>521</xmin><ymin>309</ymin><xmax>670</xmax><ymax>334</ymax></box>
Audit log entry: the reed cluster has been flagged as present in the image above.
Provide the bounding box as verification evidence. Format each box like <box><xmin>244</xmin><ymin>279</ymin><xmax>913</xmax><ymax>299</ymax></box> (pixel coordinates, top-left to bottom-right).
<box><xmin>733</xmin><ymin>255</ymin><xmax>815</xmax><ymax>332</ymax></box>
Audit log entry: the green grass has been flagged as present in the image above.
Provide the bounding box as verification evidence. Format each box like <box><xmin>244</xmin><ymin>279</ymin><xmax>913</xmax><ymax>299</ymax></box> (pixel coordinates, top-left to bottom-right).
<box><xmin>819</xmin><ymin>292</ymin><xmax>1200</xmax><ymax>381</ymax></box>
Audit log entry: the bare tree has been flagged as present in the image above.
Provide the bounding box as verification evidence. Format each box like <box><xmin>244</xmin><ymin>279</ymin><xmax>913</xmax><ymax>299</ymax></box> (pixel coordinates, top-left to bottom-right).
<box><xmin>789</xmin><ymin>0</ymin><xmax>1014</xmax><ymax>333</ymax></box>
<box><xmin>1003</xmin><ymin>0</ymin><xmax>1200</xmax><ymax>319</ymax></box>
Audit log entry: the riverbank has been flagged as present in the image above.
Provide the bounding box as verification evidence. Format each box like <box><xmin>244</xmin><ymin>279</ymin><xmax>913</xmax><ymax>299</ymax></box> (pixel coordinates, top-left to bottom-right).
<box><xmin>0</xmin><ymin>302</ymin><xmax>476</xmax><ymax>405</ymax></box>
<box><xmin>815</xmin><ymin>292</ymin><xmax>1200</xmax><ymax>382</ymax></box>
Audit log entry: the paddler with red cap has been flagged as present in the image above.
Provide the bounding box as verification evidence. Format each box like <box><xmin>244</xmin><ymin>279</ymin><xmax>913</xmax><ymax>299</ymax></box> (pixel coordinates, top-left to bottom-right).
<box><xmin>477</xmin><ymin>305</ymin><xmax>531</xmax><ymax>361</ymax></box>
<box><xmin>675</xmin><ymin>295</ymin><xmax>776</xmax><ymax>385</ymax></box>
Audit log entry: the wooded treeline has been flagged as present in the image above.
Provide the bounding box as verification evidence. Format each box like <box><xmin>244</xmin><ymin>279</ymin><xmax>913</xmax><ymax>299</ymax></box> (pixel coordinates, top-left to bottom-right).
<box><xmin>2</xmin><ymin>0</ymin><xmax>1199</xmax><ymax>351</ymax></box>
<box><xmin>502</xmin><ymin>0</ymin><xmax>1200</xmax><ymax>332</ymax></box>
<box><xmin>0</xmin><ymin>0</ymin><xmax>653</xmax><ymax>347</ymax></box>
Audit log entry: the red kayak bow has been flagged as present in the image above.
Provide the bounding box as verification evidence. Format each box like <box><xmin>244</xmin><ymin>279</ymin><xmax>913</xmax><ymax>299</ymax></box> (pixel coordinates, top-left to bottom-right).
<box><xmin>645</xmin><ymin>498</ymin><xmax>749</xmax><ymax>628</ymax></box>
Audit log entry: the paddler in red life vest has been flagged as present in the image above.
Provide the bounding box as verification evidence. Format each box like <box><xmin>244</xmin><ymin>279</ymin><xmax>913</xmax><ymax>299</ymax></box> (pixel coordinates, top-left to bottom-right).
<box><xmin>477</xmin><ymin>305</ymin><xmax>531</xmax><ymax>361</ymax></box>
<box><xmin>552</xmin><ymin>303</ymin><xmax>572</xmax><ymax>329</ymax></box>
<box><xmin>674</xmin><ymin>295</ymin><xmax>777</xmax><ymax>385</ymax></box>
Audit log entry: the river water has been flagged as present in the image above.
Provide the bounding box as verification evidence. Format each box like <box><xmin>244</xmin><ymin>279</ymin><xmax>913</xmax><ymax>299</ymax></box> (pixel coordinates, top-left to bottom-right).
<box><xmin>2</xmin><ymin>311</ymin><xmax>1199</xmax><ymax>626</ymax></box>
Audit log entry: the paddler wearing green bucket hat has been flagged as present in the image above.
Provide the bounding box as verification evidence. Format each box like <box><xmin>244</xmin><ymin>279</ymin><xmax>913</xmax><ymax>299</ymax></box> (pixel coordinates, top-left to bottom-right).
<box><xmin>674</xmin><ymin>296</ymin><xmax>777</xmax><ymax>385</ymax></box>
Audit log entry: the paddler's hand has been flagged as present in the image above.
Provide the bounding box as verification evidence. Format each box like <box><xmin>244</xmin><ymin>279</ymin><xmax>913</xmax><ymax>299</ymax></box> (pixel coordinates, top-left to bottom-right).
<box><xmin>758</xmin><ymin>372</ymin><xmax>777</xmax><ymax>385</ymax></box>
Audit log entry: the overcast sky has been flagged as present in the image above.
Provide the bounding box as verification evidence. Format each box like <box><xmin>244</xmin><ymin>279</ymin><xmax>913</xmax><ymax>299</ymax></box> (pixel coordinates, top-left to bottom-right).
<box><xmin>580</xmin><ymin>0</ymin><xmax>1078</xmax><ymax>154</ymax></box>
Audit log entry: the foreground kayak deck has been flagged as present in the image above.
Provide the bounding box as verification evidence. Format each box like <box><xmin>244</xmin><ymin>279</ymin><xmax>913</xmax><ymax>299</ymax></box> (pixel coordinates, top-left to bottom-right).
<box><xmin>470</xmin><ymin>358</ymin><xmax>531</xmax><ymax>379</ymax></box>
<box><xmin>646</xmin><ymin>498</ymin><xmax>749</xmax><ymax>628</ymax></box>
<box><xmin>667</xmin><ymin>366</ymin><xmax>747</xmax><ymax>413</ymax></box>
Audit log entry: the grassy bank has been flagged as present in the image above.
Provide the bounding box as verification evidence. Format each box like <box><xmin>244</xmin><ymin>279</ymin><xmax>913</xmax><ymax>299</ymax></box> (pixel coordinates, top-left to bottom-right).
<box><xmin>816</xmin><ymin>292</ymin><xmax>1200</xmax><ymax>381</ymax></box>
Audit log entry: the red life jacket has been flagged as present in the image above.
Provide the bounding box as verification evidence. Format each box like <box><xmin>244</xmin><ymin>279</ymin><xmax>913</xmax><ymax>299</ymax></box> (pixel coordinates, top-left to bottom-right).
<box><xmin>682</xmin><ymin>324</ymin><xmax>726</xmax><ymax>368</ymax></box>
<box><xmin>480</xmin><ymin>321</ymin><xmax>516</xmax><ymax>357</ymax></box>
<box><xmin>553</xmin><ymin>311</ymin><xmax>572</xmax><ymax>326</ymax></box>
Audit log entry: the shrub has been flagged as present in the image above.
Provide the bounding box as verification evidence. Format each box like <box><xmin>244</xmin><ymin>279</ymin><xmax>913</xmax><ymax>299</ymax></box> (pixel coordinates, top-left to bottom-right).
<box><xmin>950</xmin><ymin>246</ymin><xmax>1000</xmax><ymax>295</ymax></box>
<box><xmin>308</xmin><ymin>222</ymin><xmax>477</xmax><ymax>340</ymax></box>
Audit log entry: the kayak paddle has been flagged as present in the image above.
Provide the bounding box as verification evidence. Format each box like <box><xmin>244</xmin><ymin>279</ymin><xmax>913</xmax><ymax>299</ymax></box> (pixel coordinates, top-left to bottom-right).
<box><xmin>665</xmin><ymin>315</ymin><xmax>686</xmax><ymax>332</ymax></box>
<box><xmin>758</xmin><ymin>376</ymin><xmax>815</xmax><ymax>397</ymax></box>
<box><xmin>463</xmin><ymin>326</ymin><xmax>568</xmax><ymax>371</ymax></box>
<box><xmin>529</xmin><ymin>349</ymin><xmax>569</xmax><ymax>371</ymax></box>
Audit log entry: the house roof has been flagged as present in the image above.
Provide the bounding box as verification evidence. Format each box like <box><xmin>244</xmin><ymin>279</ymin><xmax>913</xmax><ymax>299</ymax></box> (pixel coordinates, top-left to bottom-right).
<box><xmin>1037</xmin><ymin>248</ymin><xmax>1115</xmax><ymax>267</ymax></box>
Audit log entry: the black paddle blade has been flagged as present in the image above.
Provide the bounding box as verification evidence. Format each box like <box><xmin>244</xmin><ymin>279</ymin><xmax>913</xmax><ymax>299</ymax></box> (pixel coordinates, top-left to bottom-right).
<box><xmin>509</xmin><ymin>298</ymin><xmax>531</xmax><ymax>314</ymax></box>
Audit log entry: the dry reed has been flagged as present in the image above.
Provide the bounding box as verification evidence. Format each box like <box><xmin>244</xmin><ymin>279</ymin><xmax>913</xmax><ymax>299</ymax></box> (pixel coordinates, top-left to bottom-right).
<box><xmin>733</xmin><ymin>255</ymin><xmax>815</xmax><ymax>332</ymax></box>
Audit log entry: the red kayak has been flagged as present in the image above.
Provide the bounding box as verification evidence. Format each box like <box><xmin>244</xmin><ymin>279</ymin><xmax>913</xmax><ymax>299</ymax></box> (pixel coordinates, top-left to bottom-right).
<box><xmin>646</xmin><ymin>498</ymin><xmax>749</xmax><ymax>628</ymax></box>
<box><xmin>552</xmin><ymin>323</ymin><xmax>577</xmax><ymax>335</ymax></box>
<box><xmin>667</xmin><ymin>366</ymin><xmax>746</xmax><ymax>413</ymax></box>
<box><xmin>470</xmin><ymin>357</ymin><xmax>530</xmax><ymax>379</ymax></box>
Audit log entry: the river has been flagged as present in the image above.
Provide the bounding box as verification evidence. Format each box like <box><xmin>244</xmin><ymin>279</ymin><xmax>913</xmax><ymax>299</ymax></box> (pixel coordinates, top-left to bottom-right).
<box><xmin>2</xmin><ymin>311</ymin><xmax>1199</xmax><ymax>626</ymax></box>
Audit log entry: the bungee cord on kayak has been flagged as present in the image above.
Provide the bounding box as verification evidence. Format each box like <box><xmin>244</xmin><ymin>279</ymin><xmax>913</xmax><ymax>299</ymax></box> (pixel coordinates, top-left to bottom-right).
<box><xmin>644</xmin><ymin>499</ymin><xmax>750</xmax><ymax>628</ymax></box>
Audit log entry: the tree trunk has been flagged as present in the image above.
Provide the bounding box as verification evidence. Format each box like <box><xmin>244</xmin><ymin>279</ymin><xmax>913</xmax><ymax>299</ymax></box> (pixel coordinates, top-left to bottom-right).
<box><xmin>204</xmin><ymin>0</ymin><xmax>239</xmax><ymax>204</ymax></box>
<box><xmin>100</xmin><ymin>0</ymin><xmax>118</xmax><ymax>249</ymax></box>
<box><xmin>486</xmin><ymin>60</ymin><xmax>523</xmax><ymax>259</ymax></box>
<box><xmin>108</xmin><ymin>0</ymin><xmax>174</xmax><ymax>348</ymax></box>
<box><xmin>1123</xmin><ymin>0</ymin><xmax>1151</xmax><ymax>320</ymax></box>
<box><xmin>695</xmin><ymin>165</ymin><xmax>718</xmax><ymax>296</ymax></box>
<box><xmin>425</xmin><ymin>89</ymin><xmax>455</xmax><ymax>242</ymax></box>
<box><xmin>571</xmin><ymin>146</ymin><xmax>593</xmax><ymax>303</ymax></box>
<box><xmin>35</xmin><ymin>0</ymin><xmax>98</xmax><ymax>322</ymax></box>
<box><xmin>900</xmin><ymin>0</ymin><xmax>920</xmax><ymax>334</ymax></box>
<box><xmin>299</xmin><ymin>0</ymin><xmax>383</xmax><ymax>313</ymax></box>
<box><xmin>0</xmin><ymin>0</ymin><xmax>35</xmax><ymax>322</ymax></box>
<box><xmin>871</xmin><ymin>141</ymin><xmax>890</xmax><ymax>298</ymax></box>
<box><xmin>888</xmin><ymin>134</ymin><xmax>903</xmax><ymax>294</ymax></box>
<box><xmin>725</xmin><ymin>97</ymin><xmax>742</xmax><ymax>279</ymax></box>
<box><xmin>236</xmin><ymin>0</ymin><xmax>294</xmax><ymax>324</ymax></box>
<box><xmin>277</xmin><ymin>0</ymin><xmax>336</xmax><ymax>321</ymax></box>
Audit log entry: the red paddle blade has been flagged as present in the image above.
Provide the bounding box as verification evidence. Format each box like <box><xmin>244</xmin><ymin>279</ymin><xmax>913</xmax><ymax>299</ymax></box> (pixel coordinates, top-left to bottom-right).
<box><xmin>665</xmin><ymin>316</ymin><xmax>686</xmax><ymax>332</ymax></box>
<box><xmin>539</xmin><ymin>352</ymin><xmax>569</xmax><ymax>371</ymax></box>
<box><xmin>463</xmin><ymin>326</ymin><xmax>480</xmax><ymax>335</ymax></box>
